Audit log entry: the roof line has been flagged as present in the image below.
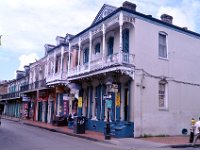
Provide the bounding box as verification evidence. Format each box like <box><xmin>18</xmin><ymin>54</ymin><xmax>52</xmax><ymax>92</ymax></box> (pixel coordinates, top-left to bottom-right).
<box><xmin>69</xmin><ymin>7</ymin><xmax>200</xmax><ymax>41</ymax></box>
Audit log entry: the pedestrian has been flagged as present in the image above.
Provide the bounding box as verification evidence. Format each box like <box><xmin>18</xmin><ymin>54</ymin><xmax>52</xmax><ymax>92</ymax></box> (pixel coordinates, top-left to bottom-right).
<box><xmin>189</xmin><ymin>118</ymin><xmax>196</xmax><ymax>143</ymax></box>
<box><xmin>192</xmin><ymin>117</ymin><xmax>200</xmax><ymax>146</ymax></box>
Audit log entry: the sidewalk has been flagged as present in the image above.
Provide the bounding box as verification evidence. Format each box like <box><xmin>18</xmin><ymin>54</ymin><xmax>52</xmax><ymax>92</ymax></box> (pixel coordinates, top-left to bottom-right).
<box><xmin>2</xmin><ymin>116</ymin><xmax>200</xmax><ymax>148</ymax></box>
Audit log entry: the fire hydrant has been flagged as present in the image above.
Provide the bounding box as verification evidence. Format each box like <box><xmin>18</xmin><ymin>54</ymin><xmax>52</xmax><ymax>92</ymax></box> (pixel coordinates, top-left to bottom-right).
<box><xmin>189</xmin><ymin>118</ymin><xmax>196</xmax><ymax>143</ymax></box>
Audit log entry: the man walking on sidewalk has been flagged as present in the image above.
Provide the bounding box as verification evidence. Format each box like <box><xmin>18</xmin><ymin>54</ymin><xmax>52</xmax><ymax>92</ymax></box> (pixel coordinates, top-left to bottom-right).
<box><xmin>192</xmin><ymin>117</ymin><xmax>200</xmax><ymax>146</ymax></box>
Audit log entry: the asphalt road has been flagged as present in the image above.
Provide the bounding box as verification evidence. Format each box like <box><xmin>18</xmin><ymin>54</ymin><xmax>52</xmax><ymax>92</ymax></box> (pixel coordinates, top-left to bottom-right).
<box><xmin>0</xmin><ymin>119</ymin><xmax>197</xmax><ymax>150</ymax></box>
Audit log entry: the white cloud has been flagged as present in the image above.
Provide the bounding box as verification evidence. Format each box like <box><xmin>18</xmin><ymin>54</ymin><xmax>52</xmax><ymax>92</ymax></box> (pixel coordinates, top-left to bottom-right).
<box><xmin>18</xmin><ymin>53</ymin><xmax>39</xmax><ymax>70</ymax></box>
<box><xmin>156</xmin><ymin>0</ymin><xmax>200</xmax><ymax>31</ymax></box>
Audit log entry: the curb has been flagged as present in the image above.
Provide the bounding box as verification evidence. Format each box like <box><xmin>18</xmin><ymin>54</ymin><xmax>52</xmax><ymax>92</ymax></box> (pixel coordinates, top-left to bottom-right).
<box><xmin>23</xmin><ymin>122</ymin><xmax>106</xmax><ymax>143</ymax></box>
<box><xmin>161</xmin><ymin>144</ymin><xmax>200</xmax><ymax>148</ymax></box>
<box><xmin>2</xmin><ymin>117</ymin><xmax>20</xmax><ymax>122</ymax></box>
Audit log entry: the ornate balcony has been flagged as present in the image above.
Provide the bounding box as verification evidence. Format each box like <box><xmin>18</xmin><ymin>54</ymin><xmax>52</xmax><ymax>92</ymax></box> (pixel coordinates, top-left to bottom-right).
<box><xmin>68</xmin><ymin>52</ymin><xmax>134</xmax><ymax>77</ymax></box>
<box><xmin>1</xmin><ymin>92</ymin><xmax>21</xmax><ymax>100</ymax></box>
<box><xmin>20</xmin><ymin>79</ymin><xmax>47</xmax><ymax>92</ymax></box>
<box><xmin>46</xmin><ymin>71</ymin><xmax>68</xmax><ymax>86</ymax></box>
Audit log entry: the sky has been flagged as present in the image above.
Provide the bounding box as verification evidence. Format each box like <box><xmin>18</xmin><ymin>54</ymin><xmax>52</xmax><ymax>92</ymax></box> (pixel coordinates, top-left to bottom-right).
<box><xmin>0</xmin><ymin>0</ymin><xmax>200</xmax><ymax>80</ymax></box>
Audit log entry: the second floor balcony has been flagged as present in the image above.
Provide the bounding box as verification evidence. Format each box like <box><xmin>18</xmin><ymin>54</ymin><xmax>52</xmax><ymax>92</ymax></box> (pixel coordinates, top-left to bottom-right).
<box><xmin>20</xmin><ymin>79</ymin><xmax>47</xmax><ymax>92</ymax></box>
<box><xmin>68</xmin><ymin>51</ymin><xmax>134</xmax><ymax>77</ymax></box>
<box><xmin>0</xmin><ymin>91</ymin><xmax>21</xmax><ymax>100</ymax></box>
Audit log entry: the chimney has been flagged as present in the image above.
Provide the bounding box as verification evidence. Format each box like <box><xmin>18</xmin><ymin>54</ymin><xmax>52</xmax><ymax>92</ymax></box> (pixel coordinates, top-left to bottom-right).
<box><xmin>122</xmin><ymin>1</ymin><xmax>137</xmax><ymax>11</ymax></box>
<box><xmin>24</xmin><ymin>65</ymin><xmax>30</xmax><ymax>76</ymax></box>
<box><xmin>16</xmin><ymin>70</ymin><xmax>25</xmax><ymax>79</ymax></box>
<box><xmin>56</xmin><ymin>36</ymin><xmax>65</xmax><ymax>45</ymax></box>
<box><xmin>160</xmin><ymin>14</ymin><xmax>173</xmax><ymax>24</ymax></box>
<box><xmin>44</xmin><ymin>44</ymin><xmax>55</xmax><ymax>55</ymax></box>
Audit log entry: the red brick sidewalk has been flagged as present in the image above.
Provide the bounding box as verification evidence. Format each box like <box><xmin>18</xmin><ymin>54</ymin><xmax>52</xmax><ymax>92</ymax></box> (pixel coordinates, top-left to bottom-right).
<box><xmin>22</xmin><ymin>119</ymin><xmax>105</xmax><ymax>142</ymax></box>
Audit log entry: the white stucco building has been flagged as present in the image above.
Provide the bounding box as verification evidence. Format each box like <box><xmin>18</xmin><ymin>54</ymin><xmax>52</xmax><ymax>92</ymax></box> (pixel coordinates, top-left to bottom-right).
<box><xmin>2</xmin><ymin>1</ymin><xmax>200</xmax><ymax>138</ymax></box>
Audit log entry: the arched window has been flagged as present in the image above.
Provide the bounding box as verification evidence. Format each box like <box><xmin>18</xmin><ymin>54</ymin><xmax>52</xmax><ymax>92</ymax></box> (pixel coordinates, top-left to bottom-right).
<box><xmin>83</xmin><ymin>48</ymin><xmax>89</xmax><ymax>64</ymax></box>
<box><xmin>122</xmin><ymin>28</ymin><xmax>129</xmax><ymax>53</ymax></box>
<box><xmin>107</xmin><ymin>37</ymin><xmax>114</xmax><ymax>56</ymax></box>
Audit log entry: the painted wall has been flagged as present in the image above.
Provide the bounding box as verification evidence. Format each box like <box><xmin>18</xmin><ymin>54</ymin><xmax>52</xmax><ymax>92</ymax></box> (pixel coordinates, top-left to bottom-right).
<box><xmin>133</xmin><ymin>17</ymin><xmax>200</xmax><ymax>137</ymax></box>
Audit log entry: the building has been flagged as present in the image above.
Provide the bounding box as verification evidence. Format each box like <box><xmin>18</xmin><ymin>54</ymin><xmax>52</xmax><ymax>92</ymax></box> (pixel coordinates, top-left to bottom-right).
<box><xmin>1</xmin><ymin>1</ymin><xmax>200</xmax><ymax>138</ymax></box>
<box><xmin>1</xmin><ymin>68</ymin><xmax>29</xmax><ymax>118</ymax></box>
<box><xmin>0</xmin><ymin>80</ymin><xmax>8</xmax><ymax>113</ymax></box>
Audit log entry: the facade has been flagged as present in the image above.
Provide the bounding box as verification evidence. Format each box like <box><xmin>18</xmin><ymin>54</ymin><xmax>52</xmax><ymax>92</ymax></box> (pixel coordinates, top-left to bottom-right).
<box><xmin>0</xmin><ymin>80</ymin><xmax>8</xmax><ymax>113</ymax></box>
<box><xmin>1</xmin><ymin>1</ymin><xmax>200</xmax><ymax>138</ymax></box>
<box><xmin>1</xmin><ymin>68</ymin><xmax>29</xmax><ymax>118</ymax></box>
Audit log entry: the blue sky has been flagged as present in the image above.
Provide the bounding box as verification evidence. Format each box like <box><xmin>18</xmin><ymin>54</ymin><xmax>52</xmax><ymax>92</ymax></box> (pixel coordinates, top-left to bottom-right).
<box><xmin>0</xmin><ymin>0</ymin><xmax>200</xmax><ymax>80</ymax></box>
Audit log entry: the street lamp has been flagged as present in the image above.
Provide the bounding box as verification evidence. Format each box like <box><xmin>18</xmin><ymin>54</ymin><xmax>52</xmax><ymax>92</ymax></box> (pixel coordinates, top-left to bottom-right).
<box><xmin>104</xmin><ymin>80</ymin><xmax>112</xmax><ymax>140</ymax></box>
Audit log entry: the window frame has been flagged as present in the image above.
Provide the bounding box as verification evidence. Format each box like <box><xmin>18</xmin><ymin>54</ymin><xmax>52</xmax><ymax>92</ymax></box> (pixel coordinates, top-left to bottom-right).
<box><xmin>122</xmin><ymin>28</ymin><xmax>129</xmax><ymax>53</ymax></box>
<box><xmin>83</xmin><ymin>47</ymin><xmax>89</xmax><ymax>64</ymax></box>
<box><xmin>95</xmin><ymin>43</ymin><xmax>101</xmax><ymax>54</ymax></box>
<box><xmin>158</xmin><ymin>79</ymin><xmax>168</xmax><ymax>110</ymax></box>
<box><xmin>107</xmin><ymin>37</ymin><xmax>114</xmax><ymax>56</ymax></box>
<box><xmin>158</xmin><ymin>32</ymin><xmax>168</xmax><ymax>59</ymax></box>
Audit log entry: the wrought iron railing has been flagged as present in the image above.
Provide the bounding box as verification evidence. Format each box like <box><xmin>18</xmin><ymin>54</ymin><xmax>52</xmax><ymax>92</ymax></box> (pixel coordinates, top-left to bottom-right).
<box><xmin>20</xmin><ymin>79</ymin><xmax>46</xmax><ymax>92</ymax></box>
<box><xmin>68</xmin><ymin>52</ymin><xmax>134</xmax><ymax>77</ymax></box>
<box><xmin>1</xmin><ymin>92</ymin><xmax>21</xmax><ymax>100</ymax></box>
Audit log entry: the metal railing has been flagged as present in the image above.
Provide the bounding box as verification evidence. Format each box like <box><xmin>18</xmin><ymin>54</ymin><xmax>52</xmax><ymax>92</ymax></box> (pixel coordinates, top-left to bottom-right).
<box><xmin>68</xmin><ymin>52</ymin><xmax>134</xmax><ymax>77</ymax></box>
<box><xmin>1</xmin><ymin>92</ymin><xmax>21</xmax><ymax>100</ymax></box>
<box><xmin>20</xmin><ymin>79</ymin><xmax>46</xmax><ymax>92</ymax></box>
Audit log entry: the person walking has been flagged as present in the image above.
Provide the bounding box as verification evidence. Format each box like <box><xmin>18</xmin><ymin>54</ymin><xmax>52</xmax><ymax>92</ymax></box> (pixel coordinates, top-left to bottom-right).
<box><xmin>192</xmin><ymin>117</ymin><xmax>200</xmax><ymax>146</ymax></box>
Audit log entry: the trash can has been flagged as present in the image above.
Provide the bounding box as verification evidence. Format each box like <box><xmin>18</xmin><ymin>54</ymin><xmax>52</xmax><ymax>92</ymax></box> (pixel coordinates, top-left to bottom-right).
<box><xmin>73</xmin><ymin>116</ymin><xmax>86</xmax><ymax>134</ymax></box>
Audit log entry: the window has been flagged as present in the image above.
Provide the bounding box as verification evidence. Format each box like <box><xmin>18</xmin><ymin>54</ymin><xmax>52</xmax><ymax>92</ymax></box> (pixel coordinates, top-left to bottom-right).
<box><xmin>107</xmin><ymin>37</ymin><xmax>114</xmax><ymax>56</ymax></box>
<box><xmin>159</xmin><ymin>32</ymin><xmax>167</xmax><ymax>58</ymax></box>
<box><xmin>95</xmin><ymin>43</ymin><xmax>100</xmax><ymax>54</ymax></box>
<box><xmin>55</xmin><ymin>55</ymin><xmax>61</xmax><ymax>73</ymax></box>
<box><xmin>83</xmin><ymin>48</ymin><xmax>89</xmax><ymax>64</ymax></box>
<box><xmin>158</xmin><ymin>80</ymin><xmax>168</xmax><ymax>109</ymax></box>
<box><xmin>122</xmin><ymin>28</ymin><xmax>129</xmax><ymax>53</ymax></box>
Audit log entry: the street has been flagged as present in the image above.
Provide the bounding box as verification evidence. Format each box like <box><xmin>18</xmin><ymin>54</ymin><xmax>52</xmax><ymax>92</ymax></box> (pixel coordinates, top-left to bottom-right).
<box><xmin>0</xmin><ymin>119</ymin><xmax>197</xmax><ymax>150</ymax></box>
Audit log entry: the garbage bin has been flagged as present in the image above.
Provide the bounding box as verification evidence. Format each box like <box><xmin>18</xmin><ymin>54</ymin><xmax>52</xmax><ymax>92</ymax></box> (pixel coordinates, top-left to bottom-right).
<box><xmin>73</xmin><ymin>116</ymin><xmax>86</xmax><ymax>134</ymax></box>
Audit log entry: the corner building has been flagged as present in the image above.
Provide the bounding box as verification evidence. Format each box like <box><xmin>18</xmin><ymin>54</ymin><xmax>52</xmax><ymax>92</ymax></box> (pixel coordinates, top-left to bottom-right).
<box><xmin>66</xmin><ymin>1</ymin><xmax>200</xmax><ymax>137</ymax></box>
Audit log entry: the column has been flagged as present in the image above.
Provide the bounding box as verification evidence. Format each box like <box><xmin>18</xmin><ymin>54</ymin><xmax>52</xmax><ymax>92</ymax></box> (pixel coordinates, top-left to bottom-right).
<box><xmin>102</xmin><ymin>24</ymin><xmax>106</xmax><ymax>61</ymax></box>
<box><xmin>53</xmin><ymin>50</ymin><xmax>56</xmax><ymax>77</ymax></box>
<box><xmin>89</xmin><ymin>31</ymin><xmax>92</xmax><ymax>71</ymax></box>
<box><xmin>46</xmin><ymin>55</ymin><xmax>49</xmax><ymax>77</ymax></box>
<box><xmin>78</xmin><ymin>38</ymin><xmax>81</xmax><ymax>72</ymax></box>
<box><xmin>119</xmin><ymin>12</ymin><xmax>123</xmax><ymax>51</ymax></box>
<box><xmin>60</xmin><ymin>46</ymin><xmax>64</xmax><ymax>78</ymax></box>
<box><xmin>120</xmin><ymin>83</ymin><xmax>125</xmax><ymax>121</ymax></box>
<box><xmin>67</xmin><ymin>42</ymin><xmax>71</xmax><ymax>76</ymax></box>
<box><xmin>119</xmin><ymin>12</ymin><xmax>123</xmax><ymax>62</ymax></box>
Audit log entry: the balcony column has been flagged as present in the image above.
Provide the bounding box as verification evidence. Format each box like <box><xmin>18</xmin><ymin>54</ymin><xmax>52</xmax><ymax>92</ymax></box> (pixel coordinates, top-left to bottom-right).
<box><xmin>67</xmin><ymin>42</ymin><xmax>71</xmax><ymax>76</ymax></box>
<box><xmin>46</xmin><ymin>55</ymin><xmax>49</xmax><ymax>78</ymax></box>
<box><xmin>53</xmin><ymin>49</ymin><xmax>56</xmax><ymax>78</ymax></box>
<box><xmin>119</xmin><ymin>12</ymin><xmax>124</xmax><ymax>62</ymax></box>
<box><xmin>102</xmin><ymin>24</ymin><xmax>106</xmax><ymax>61</ymax></box>
<box><xmin>89</xmin><ymin>31</ymin><xmax>92</xmax><ymax>71</ymax></box>
<box><xmin>60</xmin><ymin>46</ymin><xmax>64</xmax><ymax>78</ymax></box>
<box><xmin>78</xmin><ymin>37</ymin><xmax>81</xmax><ymax>73</ymax></box>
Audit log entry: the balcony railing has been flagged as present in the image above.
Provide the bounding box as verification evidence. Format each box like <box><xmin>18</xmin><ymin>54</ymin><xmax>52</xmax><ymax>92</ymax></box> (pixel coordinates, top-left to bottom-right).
<box><xmin>46</xmin><ymin>71</ymin><xmax>68</xmax><ymax>84</ymax></box>
<box><xmin>68</xmin><ymin>52</ymin><xmax>134</xmax><ymax>77</ymax></box>
<box><xmin>20</xmin><ymin>79</ymin><xmax>47</xmax><ymax>92</ymax></box>
<box><xmin>1</xmin><ymin>92</ymin><xmax>21</xmax><ymax>100</ymax></box>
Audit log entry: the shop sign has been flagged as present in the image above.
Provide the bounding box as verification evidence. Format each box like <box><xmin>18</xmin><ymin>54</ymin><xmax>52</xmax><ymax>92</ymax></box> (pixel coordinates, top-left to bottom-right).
<box><xmin>22</xmin><ymin>96</ymin><xmax>30</xmax><ymax>102</ymax></box>
<box><xmin>63</xmin><ymin>94</ymin><xmax>73</xmax><ymax>101</ymax></box>
<box><xmin>116</xmin><ymin>93</ymin><xmax>120</xmax><ymax>107</ymax></box>
<box><xmin>78</xmin><ymin>97</ymin><xmax>82</xmax><ymax>108</ymax></box>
